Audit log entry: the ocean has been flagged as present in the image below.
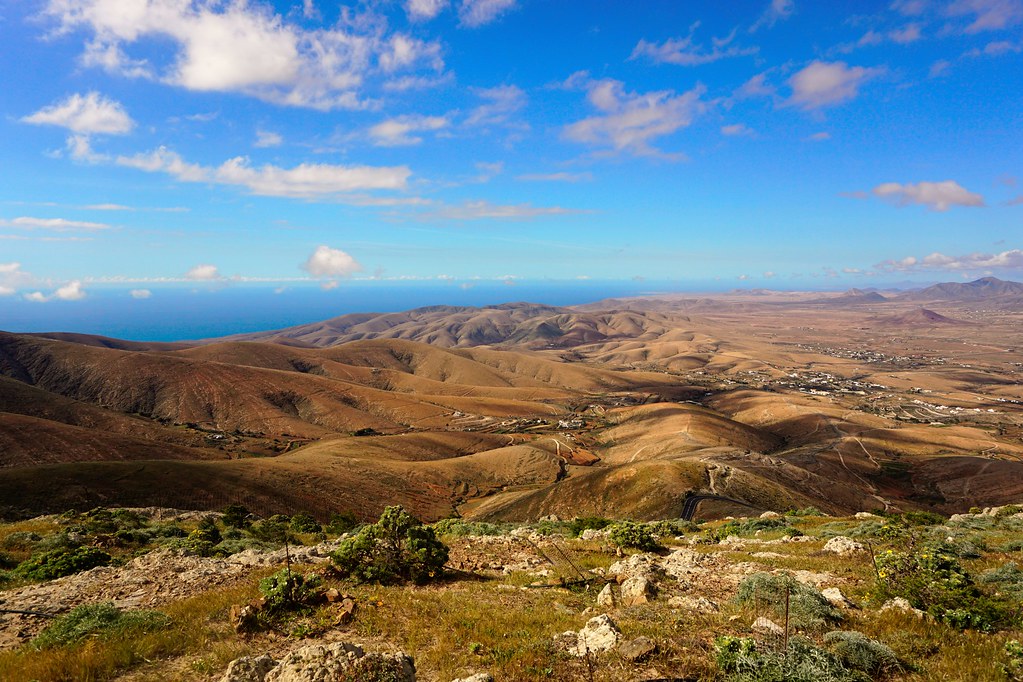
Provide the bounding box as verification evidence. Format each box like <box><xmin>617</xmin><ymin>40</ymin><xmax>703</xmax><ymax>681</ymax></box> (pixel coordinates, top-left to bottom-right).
<box><xmin>0</xmin><ymin>279</ymin><xmax>721</xmax><ymax>341</ymax></box>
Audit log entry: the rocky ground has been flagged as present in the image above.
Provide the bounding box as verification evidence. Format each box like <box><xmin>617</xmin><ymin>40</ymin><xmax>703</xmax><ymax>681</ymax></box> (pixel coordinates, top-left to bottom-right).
<box><xmin>2</xmin><ymin>507</ymin><xmax>1023</xmax><ymax>681</ymax></box>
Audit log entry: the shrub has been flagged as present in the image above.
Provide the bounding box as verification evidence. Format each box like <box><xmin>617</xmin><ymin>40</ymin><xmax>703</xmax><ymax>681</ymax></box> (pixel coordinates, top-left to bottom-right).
<box><xmin>900</xmin><ymin>510</ymin><xmax>947</xmax><ymax>526</ymax></box>
<box><xmin>1</xmin><ymin>531</ymin><xmax>42</xmax><ymax>551</ymax></box>
<box><xmin>713</xmin><ymin>518</ymin><xmax>801</xmax><ymax>540</ymax></box>
<box><xmin>996</xmin><ymin>505</ymin><xmax>1023</xmax><ymax>518</ymax></box>
<box><xmin>1004</xmin><ymin>640</ymin><xmax>1023</xmax><ymax>681</ymax></box>
<box><xmin>981</xmin><ymin>562</ymin><xmax>1023</xmax><ymax>601</ymax></box>
<box><xmin>290</xmin><ymin>513</ymin><xmax>322</xmax><ymax>534</ymax></box>
<box><xmin>874</xmin><ymin>541</ymin><xmax>1015</xmax><ymax>631</ymax></box>
<box><xmin>735</xmin><ymin>573</ymin><xmax>842</xmax><ymax>631</ymax></box>
<box><xmin>32</xmin><ymin>602</ymin><xmax>170</xmax><ymax>649</ymax></box>
<box><xmin>16</xmin><ymin>546</ymin><xmax>112</xmax><ymax>581</ymax></box>
<box><xmin>714</xmin><ymin>635</ymin><xmax>864</xmax><ymax>682</ymax></box>
<box><xmin>648</xmin><ymin>519</ymin><xmax>696</xmax><ymax>537</ymax></box>
<box><xmin>785</xmin><ymin>507</ymin><xmax>825</xmax><ymax>517</ymax></box>
<box><xmin>221</xmin><ymin>504</ymin><xmax>251</xmax><ymax>528</ymax></box>
<box><xmin>566</xmin><ymin>516</ymin><xmax>612</xmax><ymax>537</ymax></box>
<box><xmin>330</xmin><ymin>506</ymin><xmax>448</xmax><ymax>585</ymax></box>
<box><xmin>326</xmin><ymin>511</ymin><xmax>360</xmax><ymax>535</ymax></box>
<box><xmin>607</xmin><ymin>521</ymin><xmax>661</xmax><ymax>552</ymax></box>
<box><xmin>822</xmin><ymin>631</ymin><xmax>900</xmax><ymax>675</ymax></box>
<box><xmin>250</xmin><ymin>516</ymin><xmax>298</xmax><ymax>545</ymax></box>
<box><xmin>258</xmin><ymin>568</ymin><xmax>323</xmax><ymax>617</ymax></box>
<box><xmin>0</xmin><ymin>551</ymin><xmax>16</xmax><ymax>570</ymax></box>
<box><xmin>432</xmin><ymin>518</ymin><xmax>507</xmax><ymax>537</ymax></box>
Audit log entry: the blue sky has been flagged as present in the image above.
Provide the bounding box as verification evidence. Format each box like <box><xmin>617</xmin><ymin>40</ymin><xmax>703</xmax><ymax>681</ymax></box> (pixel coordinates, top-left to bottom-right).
<box><xmin>1</xmin><ymin>0</ymin><xmax>1021</xmax><ymax>306</ymax></box>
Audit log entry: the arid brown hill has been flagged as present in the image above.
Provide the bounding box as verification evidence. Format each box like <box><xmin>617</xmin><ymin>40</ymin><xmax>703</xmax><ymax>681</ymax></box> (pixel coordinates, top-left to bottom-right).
<box><xmin>209</xmin><ymin>302</ymin><xmax>689</xmax><ymax>349</ymax></box>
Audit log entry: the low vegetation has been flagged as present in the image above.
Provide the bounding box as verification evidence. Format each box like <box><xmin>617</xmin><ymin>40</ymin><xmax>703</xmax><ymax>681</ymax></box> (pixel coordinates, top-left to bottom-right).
<box><xmin>0</xmin><ymin>505</ymin><xmax>1021</xmax><ymax>681</ymax></box>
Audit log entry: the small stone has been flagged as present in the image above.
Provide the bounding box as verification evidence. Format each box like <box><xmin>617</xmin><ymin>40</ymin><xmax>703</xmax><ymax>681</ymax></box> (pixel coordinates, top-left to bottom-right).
<box><xmin>822</xmin><ymin>536</ymin><xmax>865</xmax><ymax>556</ymax></box>
<box><xmin>334</xmin><ymin>597</ymin><xmax>357</xmax><ymax>625</ymax></box>
<box><xmin>619</xmin><ymin>636</ymin><xmax>657</xmax><ymax>662</ymax></box>
<box><xmin>450</xmin><ymin>674</ymin><xmax>493</xmax><ymax>682</ymax></box>
<box><xmin>557</xmin><ymin>614</ymin><xmax>622</xmax><ymax>656</ymax></box>
<box><xmin>880</xmin><ymin>597</ymin><xmax>925</xmax><ymax>619</ymax></box>
<box><xmin>668</xmin><ymin>595</ymin><xmax>719</xmax><ymax>613</ymax></box>
<box><xmin>752</xmin><ymin>617</ymin><xmax>785</xmax><ymax>636</ymax></box>
<box><xmin>596</xmin><ymin>583</ymin><xmax>616</xmax><ymax>608</ymax></box>
<box><xmin>219</xmin><ymin>654</ymin><xmax>276</xmax><ymax>682</ymax></box>
<box><xmin>229</xmin><ymin>602</ymin><xmax>262</xmax><ymax>635</ymax></box>
<box><xmin>620</xmin><ymin>576</ymin><xmax>655</xmax><ymax>607</ymax></box>
<box><xmin>821</xmin><ymin>587</ymin><xmax>856</xmax><ymax>609</ymax></box>
<box><xmin>854</xmin><ymin>512</ymin><xmax>880</xmax><ymax>520</ymax></box>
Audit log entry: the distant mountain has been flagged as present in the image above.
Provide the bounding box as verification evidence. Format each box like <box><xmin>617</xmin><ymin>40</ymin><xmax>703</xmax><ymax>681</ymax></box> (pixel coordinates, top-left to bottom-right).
<box><xmin>210</xmin><ymin>302</ymin><xmax>687</xmax><ymax>349</ymax></box>
<box><xmin>899</xmin><ymin>277</ymin><xmax>1023</xmax><ymax>302</ymax></box>
<box><xmin>873</xmin><ymin>308</ymin><xmax>971</xmax><ymax>326</ymax></box>
<box><xmin>810</xmin><ymin>288</ymin><xmax>889</xmax><ymax>306</ymax></box>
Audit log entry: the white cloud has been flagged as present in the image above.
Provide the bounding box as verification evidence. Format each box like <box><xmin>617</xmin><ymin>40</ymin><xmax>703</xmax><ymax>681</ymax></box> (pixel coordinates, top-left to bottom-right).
<box><xmin>564</xmin><ymin>77</ymin><xmax>705</xmax><ymax>158</ymax></box>
<box><xmin>406</xmin><ymin>0</ymin><xmax>448</xmax><ymax>21</ymax></box>
<box><xmin>116</xmin><ymin>146</ymin><xmax>410</xmax><ymax>198</ymax></box>
<box><xmin>458</xmin><ymin>0</ymin><xmax>518</xmax><ymax>27</ymax></box>
<box><xmin>948</xmin><ymin>0</ymin><xmax>1023</xmax><ymax>33</ymax></box>
<box><xmin>130</xmin><ymin>288</ymin><xmax>152</xmax><ymax>299</ymax></box>
<box><xmin>872</xmin><ymin>180</ymin><xmax>985</xmax><ymax>211</ymax></box>
<box><xmin>807</xmin><ymin>131</ymin><xmax>831</xmax><ymax>141</ymax></box>
<box><xmin>787</xmin><ymin>61</ymin><xmax>882</xmax><ymax>109</ymax></box>
<box><xmin>516</xmin><ymin>172</ymin><xmax>594</xmax><ymax>182</ymax></box>
<box><xmin>302</xmin><ymin>245</ymin><xmax>364</xmax><ymax>277</ymax></box>
<box><xmin>419</xmin><ymin>200</ymin><xmax>578</xmax><ymax>221</ymax></box>
<box><xmin>721</xmin><ymin>123</ymin><xmax>754</xmax><ymax>136</ymax></box>
<box><xmin>186</xmin><ymin>264</ymin><xmax>220</xmax><ymax>280</ymax></box>
<box><xmin>0</xmin><ymin>217</ymin><xmax>111</xmax><ymax>231</ymax></box>
<box><xmin>965</xmin><ymin>40</ymin><xmax>1023</xmax><ymax>56</ymax></box>
<box><xmin>876</xmin><ymin>249</ymin><xmax>1023</xmax><ymax>272</ymax></box>
<box><xmin>369</xmin><ymin>115</ymin><xmax>448</xmax><ymax>146</ymax></box>
<box><xmin>0</xmin><ymin>262</ymin><xmax>34</xmax><ymax>295</ymax></box>
<box><xmin>65</xmin><ymin>134</ymin><xmax>108</xmax><ymax>163</ymax></box>
<box><xmin>734</xmin><ymin>72</ymin><xmax>776</xmax><ymax>99</ymax></box>
<box><xmin>750</xmin><ymin>0</ymin><xmax>795</xmax><ymax>32</ymax></box>
<box><xmin>465</xmin><ymin>85</ymin><xmax>527</xmax><ymax>128</ymax></box>
<box><xmin>44</xmin><ymin>0</ymin><xmax>444</xmax><ymax>111</ymax></box>
<box><xmin>54</xmin><ymin>281</ymin><xmax>86</xmax><ymax>300</ymax></box>
<box><xmin>22</xmin><ymin>92</ymin><xmax>134</xmax><ymax>134</ymax></box>
<box><xmin>929</xmin><ymin>59</ymin><xmax>952</xmax><ymax>77</ymax></box>
<box><xmin>254</xmin><ymin>130</ymin><xmax>283</xmax><ymax>148</ymax></box>
<box><xmin>630</xmin><ymin>28</ymin><xmax>757</xmax><ymax>66</ymax></box>
<box><xmin>24</xmin><ymin>280</ymin><xmax>87</xmax><ymax>302</ymax></box>
<box><xmin>889</xmin><ymin>24</ymin><xmax>923</xmax><ymax>43</ymax></box>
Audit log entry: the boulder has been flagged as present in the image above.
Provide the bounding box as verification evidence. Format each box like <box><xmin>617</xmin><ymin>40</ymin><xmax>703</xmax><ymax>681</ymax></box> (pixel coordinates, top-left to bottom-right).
<box><xmin>854</xmin><ymin>512</ymin><xmax>880</xmax><ymax>520</ymax></box>
<box><xmin>880</xmin><ymin>597</ymin><xmax>925</xmax><ymax>619</ymax></box>
<box><xmin>667</xmin><ymin>595</ymin><xmax>718</xmax><ymax>613</ymax></box>
<box><xmin>752</xmin><ymin>617</ymin><xmax>785</xmax><ymax>636</ymax></box>
<box><xmin>821</xmin><ymin>587</ymin><xmax>856</xmax><ymax>609</ymax></box>
<box><xmin>619</xmin><ymin>636</ymin><xmax>657</xmax><ymax>662</ymax></box>
<box><xmin>220</xmin><ymin>654</ymin><xmax>276</xmax><ymax>682</ymax></box>
<box><xmin>760</xmin><ymin>511</ymin><xmax>781</xmax><ymax>519</ymax></box>
<box><xmin>557</xmin><ymin>614</ymin><xmax>622</xmax><ymax>656</ymax></box>
<box><xmin>596</xmin><ymin>582</ymin><xmax>616</xmax><ymax>608</ymax></box>
<box><xmin>822</xmin><ymin>536</ymin><xmax>865</xmax><ymax>556</ymax></box>
<box><xmin>620</xmin><ymin>576</ymin><xmax>655</xmax><ymax>607</ymax></box>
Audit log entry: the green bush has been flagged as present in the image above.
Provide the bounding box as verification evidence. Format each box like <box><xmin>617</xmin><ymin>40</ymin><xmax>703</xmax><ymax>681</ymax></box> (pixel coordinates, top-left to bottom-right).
<box><xmin>326</xmin><ymin>511</ymin><xmax>361</xmax><ymax>535</ymax></box>
<box><xmin>16</xmin><ymin>546</ymin><xmax>112</xmax><ymax>581</ymax></box>
<box><xmin>785</xmin><ymin>507</ymin><xmax>825</xmax><ymax>517</ymax></box>
<box><xmin>714</xmin><ymin>636</ymin><xmax>865</xmax><ymax>682</ymax></box>
<box><xmin>1</xmin><ymin>531</ymin><xmax>42</xmax><ymax>550</ymax></box>
<box><xmin>250</xmin><ymin>516</ymin><xmax>299</xmax><ymax>545</ymax></box>
<box><xmin>735</xmin><ymin>573</ymin><xmax>842</xmax><ymax>631</ymax></box>
<box><xmin>32</xmin><ymin>602</ymin><xmax>170</xmax><ymax>649</ymax></box>
<box><xmin>432</xmin><ymin>518</ymin><xmax>507</xmax><ymax>537</ymax></box>
<box><xmin>822</xmin><ymin>630</ymin><xmax>900</xmax><ymax>675</ymax></box>
<box><xmin>330</xmin><ymin>506</ymin><xmax>448</xmax><ymax>585</ymax></box>
<box><xmin>258</xmin><ymin>568</ymin><xmax>323</xmax><ymax>617</ymax></box>
<box><xmin>221</xmin><ymin>504</ymin><xmax>251</xmax><ymax>528</ymax></box>
<box><xmin>713</xmin><ymin>518</ymin><xmax>801</xmax><ymax>540</ymax></box>
<box><xmin>875</xmin><ymin>542</ymin><xmax>1015</xmax><ymax>631</ymax></box>
<box><xmin>607</xmin><ymin>521</ymin><xmax>661</xmax><ymax>552</ymax></box>
<box><xmin>290</xmin><ymin>513</ymin><xmax>322</xmax><ymax>534</ymax></box>
<box><xmin>981</xmin><ymin>562</ymin><xmax>1023</xmax><ymax>601</ymax></box>
<box><xmin>648</xmin><ymin>519</ymin><xmax>696</xmax><ymax>537</ymax></box>
<box><xmin>566</xmin><ymin>516</ymin><xmax>612</xmax><ymax>537</ymax></box>
<box><xmin>1004</xmin><ymin>640</ymin><xmax>1023</xmax><ymax>681</ymax></box>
